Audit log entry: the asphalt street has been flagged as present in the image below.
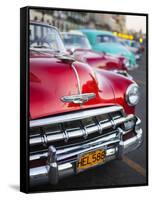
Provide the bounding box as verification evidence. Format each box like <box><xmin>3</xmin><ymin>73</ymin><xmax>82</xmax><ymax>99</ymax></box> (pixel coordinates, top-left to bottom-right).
<box><xmin>31</xmin><ymin>49</ymin><xmax>148</xmax><ymax>192</ymax></box>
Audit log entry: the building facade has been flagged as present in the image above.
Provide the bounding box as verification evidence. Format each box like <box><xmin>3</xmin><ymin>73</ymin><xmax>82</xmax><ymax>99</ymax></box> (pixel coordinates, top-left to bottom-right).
<box><xmin>30</xmin><ymin>9</ymin><xmax>127</xmax><ymax>33</ymax></box>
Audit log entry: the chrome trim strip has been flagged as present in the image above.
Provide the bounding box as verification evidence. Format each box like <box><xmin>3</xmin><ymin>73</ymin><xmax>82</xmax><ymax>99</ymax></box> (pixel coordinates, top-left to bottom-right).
<box><xmin>30</xmin><ymin>105</ymin><xmax>123</xmax><ymax>128</ymax></box>
<box><xmin>71</xmin><ymin>62</ymin><xmax>81</xmax><ymax>94</ymax></box>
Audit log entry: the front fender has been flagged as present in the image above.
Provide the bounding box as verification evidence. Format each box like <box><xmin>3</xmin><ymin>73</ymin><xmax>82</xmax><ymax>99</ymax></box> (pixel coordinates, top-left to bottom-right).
<box><xmin>95</xmin><ymin>69</ymin><xmax>136</xmax><ymax>115</ymax></box>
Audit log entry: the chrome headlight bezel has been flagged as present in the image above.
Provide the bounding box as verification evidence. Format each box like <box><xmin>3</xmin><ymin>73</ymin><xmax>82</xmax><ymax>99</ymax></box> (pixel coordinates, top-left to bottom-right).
<box><xmin>125</xmin><ymin>83</ymin><xmax>140</xmax><ymax>106</ymax></box>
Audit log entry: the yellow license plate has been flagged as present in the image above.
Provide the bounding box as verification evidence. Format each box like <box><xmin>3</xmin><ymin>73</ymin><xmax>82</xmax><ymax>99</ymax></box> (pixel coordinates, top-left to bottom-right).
<box><xmin>77</xmin><ymin>149</ymin><xmax>106</xmax><ymax>171</ymax></box>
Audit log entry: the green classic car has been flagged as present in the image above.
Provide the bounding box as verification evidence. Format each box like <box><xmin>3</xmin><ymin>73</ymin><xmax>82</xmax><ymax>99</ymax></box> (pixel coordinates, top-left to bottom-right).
<box><xmin>80</xmin><ymin>29</ymin><xmax>138</xmax><ymax>70</ymax></box>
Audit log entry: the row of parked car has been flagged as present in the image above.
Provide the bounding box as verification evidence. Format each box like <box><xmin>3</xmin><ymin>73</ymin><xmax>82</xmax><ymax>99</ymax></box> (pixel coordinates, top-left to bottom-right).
<box><xmin>29</xmin><ymin>21</ymin><xmax>143</xmax><ymax>186</ymax></box>
<box><xmin>61</xmin><ymin>29</ymin><xmax>144</xmax><ymax>78</ymax></box>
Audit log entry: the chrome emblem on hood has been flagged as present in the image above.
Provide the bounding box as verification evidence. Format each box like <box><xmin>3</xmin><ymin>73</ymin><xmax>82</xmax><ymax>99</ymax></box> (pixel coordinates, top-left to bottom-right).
<box><xmin>61</xmin><ymin>93</ymin><xmax>96</xmax><ymax>104</ymax></box>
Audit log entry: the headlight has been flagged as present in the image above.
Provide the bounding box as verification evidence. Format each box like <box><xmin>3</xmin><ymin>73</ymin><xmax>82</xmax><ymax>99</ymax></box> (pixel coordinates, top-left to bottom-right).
<box><xmin>125</xmin><ymin>83</ymin><xmax>140</xmax><ymax>106</ymax></box>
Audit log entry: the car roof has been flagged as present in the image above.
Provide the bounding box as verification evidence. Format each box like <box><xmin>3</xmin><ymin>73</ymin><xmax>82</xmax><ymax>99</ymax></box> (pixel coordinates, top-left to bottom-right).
<box><xmin>80</xmin><ymin>29</ymin><xmax>114</xmax><ymax>36</ymax></box>
<box><xmin>30</xmin><ymin>21</ymin><xmax>58</xmax><ymax>31</ymax></box>
<box><xmin>61</xmin><ymin>30</ymin><xmax>85</xmax><ymax>36</ymax></box>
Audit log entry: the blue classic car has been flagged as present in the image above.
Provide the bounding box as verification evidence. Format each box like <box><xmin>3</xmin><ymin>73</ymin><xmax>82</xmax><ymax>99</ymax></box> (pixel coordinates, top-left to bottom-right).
<box><xmin>80</xmin><ymin>29</ymin><xmax>138</xmax><ymax>70</ymax></box>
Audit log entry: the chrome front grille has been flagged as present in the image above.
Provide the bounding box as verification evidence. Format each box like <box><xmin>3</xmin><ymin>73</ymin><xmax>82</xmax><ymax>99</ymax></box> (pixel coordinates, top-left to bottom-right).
<box><xmin>29</xmin><ymin>106</ymin><xmax>136</xmax><ymax>163</ymax></box>
<box><xmin>30</xmin><ymin>106</ymin><xmax>126</xmax><ymax>148</ymax></box>
<box><xmin>29</xmin><ymin>106</ymin><xmax>144</xmax><ymax>185</ymax></box>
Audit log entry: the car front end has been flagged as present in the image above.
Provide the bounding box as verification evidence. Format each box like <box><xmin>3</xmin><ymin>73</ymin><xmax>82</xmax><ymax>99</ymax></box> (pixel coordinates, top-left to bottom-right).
<box><xmin>29</xmin><ymin>22</ymin><xmax>143</xmax><ymax>186</ymax></box>
<box><xmin>122</xmin><ymin>51</ymin><xmax>139</xmax><ymax>70</ymax></box>
<box><xmin>30</xmin><ymin>104</ymin><xmax>142</xmax><ymax>185</ymax></box>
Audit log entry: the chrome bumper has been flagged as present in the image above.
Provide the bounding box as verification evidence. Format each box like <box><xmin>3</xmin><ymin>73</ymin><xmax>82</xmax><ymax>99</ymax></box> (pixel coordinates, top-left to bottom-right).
<box><xmin>30</xmin><ymin>118</ymin><xmax>143</xmax><ymax>186</ymax></box>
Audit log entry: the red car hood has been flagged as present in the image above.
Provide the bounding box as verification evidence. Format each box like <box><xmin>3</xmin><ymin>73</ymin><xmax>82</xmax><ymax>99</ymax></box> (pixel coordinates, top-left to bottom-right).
<box><xmin>73</xmin><ymin>49</ymin><xmax>127</xmax><ymax>71</ymax></box>
<box><xmin>30</xmin><ymin>51</ymin><xmax>116</xmax><ymax>119</ymax></box>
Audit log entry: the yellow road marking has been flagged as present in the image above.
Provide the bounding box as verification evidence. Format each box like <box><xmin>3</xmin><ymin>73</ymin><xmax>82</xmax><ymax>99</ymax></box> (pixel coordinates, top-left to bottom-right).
<box><xmin>122</xmin><ymin>156</ymin><xmax>146</xmax><ymax>177</ymax></box>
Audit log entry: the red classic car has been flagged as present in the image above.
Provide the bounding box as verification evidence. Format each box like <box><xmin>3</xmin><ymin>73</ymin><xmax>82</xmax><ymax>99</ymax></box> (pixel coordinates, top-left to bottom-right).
<box><xmin>72</xmin><ymin>49</ymin><xmax>133</xmax><ymax>79</ymax></box>
<box><xmin>61</xmin><ymin>31</ymin><xmax>133</xmax><ymax>79</ymax></box>
<box><xmin>29</xmin><ymin>22</ymin><xmax>143</xmax><ymax>186</ymax></box>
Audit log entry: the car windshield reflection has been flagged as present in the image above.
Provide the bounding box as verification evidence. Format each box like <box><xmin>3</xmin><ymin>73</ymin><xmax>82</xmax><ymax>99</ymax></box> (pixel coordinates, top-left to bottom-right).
<box><xmin>62</xmin><ymin>33</ymin><xmax>91</xmax><ymax>49</ymax></box>
<box><xmin>96</xmin><ymin>35</ymin><xmax>118</xmax><ymax>43</ymax></box>
<box><xmin>30</xmin><ymin>23</ymin><xmax>66</xmax><ymax>52</ymax></box>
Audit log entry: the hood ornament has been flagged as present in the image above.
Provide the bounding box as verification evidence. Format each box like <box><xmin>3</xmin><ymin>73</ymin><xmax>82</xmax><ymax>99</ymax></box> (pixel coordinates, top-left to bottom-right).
<box><xmin>55</xmin><ymin>54</ymin><xmax>75</xmax><ymax>63</ymax></box>
<box><xmin>61</xmin><ymin>93</ymin><xmax>96</xmax><ymax>105</ymax></box>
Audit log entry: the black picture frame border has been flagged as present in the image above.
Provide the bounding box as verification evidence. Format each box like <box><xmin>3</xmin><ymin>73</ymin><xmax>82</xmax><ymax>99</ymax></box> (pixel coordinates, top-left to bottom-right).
<box><xmin>20</xmin><ymin>6</ymin><xmax>30</xmax><ymax>193</ymax></box>
<box><xmin>20</xmin><ymin>6</ymin><xmax>148</xmax><ymax>193</ymax></box>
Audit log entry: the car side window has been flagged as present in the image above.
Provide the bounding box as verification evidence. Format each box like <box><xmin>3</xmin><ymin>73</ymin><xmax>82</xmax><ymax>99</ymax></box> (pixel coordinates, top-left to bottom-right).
<box><xmin>96</xmin><ymin>35</ymin><xmax>117</xmax><ymax>43</ymax></box>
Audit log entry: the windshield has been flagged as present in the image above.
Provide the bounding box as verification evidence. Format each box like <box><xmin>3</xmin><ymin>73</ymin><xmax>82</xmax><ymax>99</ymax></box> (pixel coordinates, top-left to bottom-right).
<box><xmin>30</xmin><ymin>23</ymin><xmax>66</xmax><ymax>52</ymax></box>
<box><xmin>62</xmin><ymin>34</ymin><xmax>91</xmax><ymax>49</ymax></box>
<box><xmin>96</xmin><ymin>34</ymin><xmax>118</xmax><ymax>43</ymax></box>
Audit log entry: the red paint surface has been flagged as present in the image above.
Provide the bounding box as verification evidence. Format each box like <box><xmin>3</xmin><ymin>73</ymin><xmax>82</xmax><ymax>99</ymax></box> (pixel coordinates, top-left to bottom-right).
<box><xmin>30</xmin><ymin>50</ymin><xmax>135</xmax><ymax>120</ymax></box>
<box><xmin>72</xmin><ymin>49</ymin><xmax>127</xmax><ymax>71</ymax></box>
